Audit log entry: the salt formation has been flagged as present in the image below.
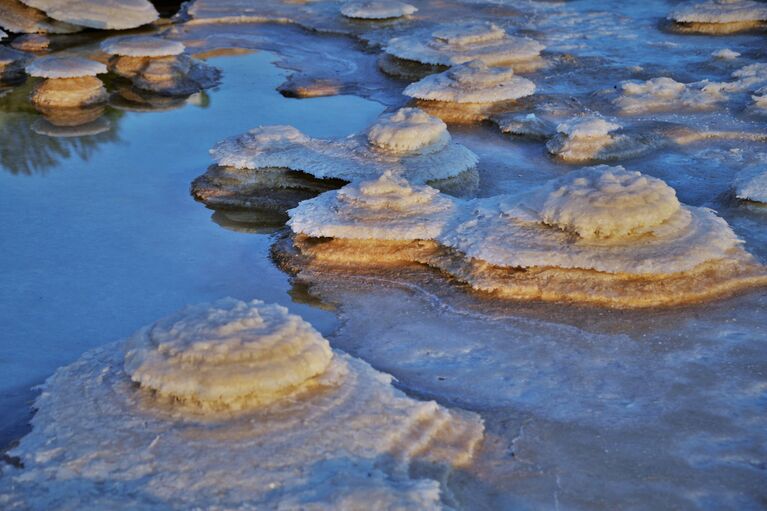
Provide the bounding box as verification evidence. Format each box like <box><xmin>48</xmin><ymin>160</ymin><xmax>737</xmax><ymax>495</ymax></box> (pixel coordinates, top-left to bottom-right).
<box><xmin>0</xmin><ymin>0</ymin><xmax>79</xmax><ymax>34</ymax></box>
<box><xmin>545</xmin><ymin>116</ymin><xmax>650</xmax><ymax>162</ymax></box>
<box><xmin>754</xmin><ymin>87</ymin><xmax>767</xmax><ymax>110</ymax></box>
<box><xmin>0</xmin><ymin>46</ymin><xmax>32</xmax><ymax>85</ymax></box>
<box><xmin>496</xmin><ymin>112</ymin><xmax>556</xmax><ymax>139</ymax></box>
<box><xmin>341</xmin><ymin>1</ymin><xmax>417</xmax><ymax>20</ymax></box>
<box><xmin>733</xmin><ymin>166</ymin><xmax>767</xmax><ymax>203</ymax></box>
<box><xmin>403</xmin><ymin>60</ymin><xmax>536</xmax><ymax>123</ymax></box>
<box><xmin>101</xmin><ymin>36</ymin><xmax>220</xmax><ymax>96</ymax></box>
<box><xmin>288</xmin><ymin>171</ymin><xmax>456</xmax><ymax>265</ymax></box>
<box><xmin>435</xmin><ymin>166</ymin><xmax>767</xmax><ymax>307</ymax></box>
<box><xmin>26</xmin><ymin>56</ymin><xmax>107</xmax><ymax>110</ymax></box>
<box><xmin>0</xmin><ymin>28</ymin><xmax>6</xmax><ymax>40</ymax></box>
<box><xmin>210</xmin><ymin>108</ymin><xmax>478</xmax><ymax>185</ymax></box>
<box><xmin>383</xmin><ymin>21</ymin><xmax>545</xmax><ymax>77</ymax></box>
<box><xmin>19</xmin><ymin>0</ymin><xmax>159</xmax><ymax>30</ymax></box>
<box><xmin>712</xmin><ymin>48</ymin><xmax>740</xmax><ymax>59</ymax></box>
<box><xmin>11</xmin><ymin>33</ymin><xmax>50</xmax><ymax>52</ymax></box>
<box><xmin>613</xmin><ymin>77</ymin><xmax>720</xmax><ymax>114</ymax></box>
<box><xmin>0</xmin><ymin>299</ymin><xmax>483</xmax><ymax>509</ymax></box>
<box><xmin>668</xmin><ymin>0</ymin><xmax>767</xmax><ymax>34</ymax></box>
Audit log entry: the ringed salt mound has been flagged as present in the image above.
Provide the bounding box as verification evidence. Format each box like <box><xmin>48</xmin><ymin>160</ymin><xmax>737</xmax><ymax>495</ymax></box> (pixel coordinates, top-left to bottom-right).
<box><xmin>19</xmin><ymin>0</ymin><xmax>159</xmax><ymax>30</ymax></box>
<box><xmin>26</xmin><ymin>56</ymin><xmax>107</xmax><ymax>110</ymax></box>
<box><xmin>0</xmin><ymin>0</ymin><xmax>79</xmax><ymax>34</ymax></box>
<box><xmin>287</xmin><ymin>170</ymin><xmax>457</xmax><ymax>265</ymax></box>
<box><xmin>210</xmin><ymin>108</ymin><xmax>478</xmax><ymax>186</ymax></box>
<box><xmin>668</xmin><ymin>0</ymin><xmax>767</xmax><ymax>33</ymax></box>
<box><xmin>403</xmin><ymin>60</ymin><xmax>536</xmax><ymax>123</ymax></box>
<box><xmin>101</xmin><ymin>36</ymin><xmax>220</xmax><ymax>96</ymax></box>
<box><xmin>382</xmin><ymin>21</ymin><xmax>545</xmax><ymax>78</ymax></box>
<box><xmin>546</xmin><ymin>116</ymin><xmax>652</xmax><ymax>163</ymax></box>
<box><xmin>0</xmin><ymin>299</ymin><xmax>483</xmax><ymax>510</ymax></box>
<box><xmin>341</xmin><ymin>0</ymin><xmax>417</xmax><ymax>20</ymax></box>
<box><xmin>734</xmin><ymin>166</ymin><xmax>767</xmax><ymax>203</ymax></box>
<box><xmin>435</xmin><ymin>166</ymin><xmax>767</xmax><ymax>308</ymax></box>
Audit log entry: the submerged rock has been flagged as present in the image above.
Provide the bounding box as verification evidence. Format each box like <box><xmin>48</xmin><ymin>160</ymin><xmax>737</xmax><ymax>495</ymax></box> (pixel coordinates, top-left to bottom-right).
<box><xmin>210</xmin><ymin>108</ymin><xmax>478</xmax><ymax>185</ymax></box>
<box><xmin>0</xmin><ymin>299</ymin><xmax>483</xmax><ymax>509</ymax></box>
<box><xmin>383</xmin><ymin>21</ymin><xmax>545</xmax><ymax>76</ymax></box>
<box><xmin>26</xmin><ymin>56</ymin><xmax>107</xmax><ymax>109</ymax></box>
<box><xmin>668</xmin><ymin>0</ymin><xmax>767</xmax><ymax>34</ymax></box>
<box><xmin>101</xmin><ymin>36</ymin><xmax>220</xmax><ymax>96</ymax></box>
<box><xmin>340</xmin><ymin>0</ymin><xmax>417</xmax><ymax>20</ymax></box>
<box><xmin>19</xmin><ymin>0</ymin><xmax>159</xmax><ymax>30</ymax></box>
<box><xmin>403</xmin><ymin>60</ymin><xmax>535</xmax><ymax>123</ymax></box>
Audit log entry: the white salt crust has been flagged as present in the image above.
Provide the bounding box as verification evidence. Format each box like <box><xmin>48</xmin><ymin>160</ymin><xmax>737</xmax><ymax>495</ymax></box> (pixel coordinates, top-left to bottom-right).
<box><xmin>556</xmin><ymin>116</ymin><xmax>621</xmax><ymax>137</ymax></box>
<box><xmin>0</xmin><ymin>0</ymin><xmax>80</xmax><ymax>34</ymax></box>
<box><xmin>545</xmin><ymin>116</ymin><xmax>641</xmax><ymax>162</ymax></box>
<box><xmin>668</xmin><ymin>0</ymin><xmax>767</xmax><ymax>23</ymax></box>
<box><xmin>439</xmin><ymin>166</ymin><xmax>743</xmax><ymax>275</ymax></box>
<box><xmin>712</xmin><ymin>48</ymin><xmax>740</xmax><ymax>59</ymax></box>
<box><xmin>340</xmin><ymin>0</ymin><xmax>417</xmax><ymax>19</ymax></box>
<box><xmin>403</xmin><ymin>60</ymin><xmax>536</xmax><ymax>103</ymax></box>
<box><xmin>101</xmin><ymin>36</ymin><xmax>185</xmax><ymax>57</ymax></box>
<box><xmin>385</xmin><ymin>21</ymin><xmax>545</xmax><ymax>66</ymax></box>
<box><xmin>210</xmin><ymin>109</ymin><xmax>478</xmax><ymax>184</ymax></box>
<box><xmin>754</xmin><ymin>87</ymin><xmax>767</xmax><ymax>109</ymax></box>
<box><xmin>19</xmin><ymin>0</ymin><xmax>159</xmax><ymax>30</ymax></box>
<box><xmin>734</xmin><ymin>166</ymin><xmax>767</xmax><ymax>202</ymax></box>
<box><xmin>26</xmin><ymin>56</ymin><xmax>106</xmax><ymax>78</ymax></box>
<box><xmin>0</xmin><ymin>299</ymin><xmax>483</xmax><ymax>510</ymax></box>
<box><xmin>124</xmin><ymin>299</ymin><xmax>334</xmax><ymax>409</ymax></box>
<box><xmin>288</xmin><ymin>171</ymin><xmax>457</xmax><ymax>240</ymax></box>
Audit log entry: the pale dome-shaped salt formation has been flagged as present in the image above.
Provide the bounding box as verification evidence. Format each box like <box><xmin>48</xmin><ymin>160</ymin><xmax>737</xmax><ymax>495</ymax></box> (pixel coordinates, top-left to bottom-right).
<box><xmin>124</xmin><ymin>299</ymin><xmax>334</xmax><ymax>409</ymax></box>
<box><xmin>287</xmin><ymin>171</ymin><xmax>457</xmax><ymax>265</ymax></box>
<box><xmin>712</xmin><ymin>48</ymin><xmax>740</xmax><ymax>59</ymax></box>
<box><xmin>210</xmin><ymin>108</ymin><xmax>478</xmax><ymax>185</ymax></box>
<box><xmin>433</xmin><ymin>165</ymin><xmax>767</xmax><ymax>307</ymax></box>
<box><xmin>613</xmin><ymin>77</ymin><xmax>720</xmax><ymax>114</ymax></box>
<box><xmin>383</xmin><ymin>21</ymin><xmax>545</xmax><ymax>75</ymax></box>
<box><xmin>403</xmin><ymin>60</ymin><xmax>536</xmax><ymax>123</ymax></box>
<box><xmin>734</xmin><ymin>166</ymin><xmax>767</xmax><ymax>203</ymax></box>
<box><xmin>668</xmin><ymin>0</ymin><xmax>767</xmax><ymax>33</ymax></box>
<box><xmin>26</xmin><ymin>56</ymin><xmax>107</xmax><ymax>109</ymax></box>
<box><xmin>19</xmin><ymin>0</ymin><xmax>159</xmax><ymax>30</ymax></box>
<box><xmin>0</xmin><ymin>299</ymin><xmax>483</xmax><ymax>509</ymax></box>
<box><xmin>0</xmin><ymin>0</ymin><xmax>80</xmax><ymax>34</ymax></box>
<box><xmin>545</xmin><ymin>116</ymin><xmax>650</xmax><ymax>162</ymax></box>
<box><xmin>101</xmin><ymin>36</ymin><xmax>220</xmax><ymax>96</ymax></box>
<box><xmin>341</xmin><ymin>0</ymin><xmax>417</xmax><ymax>20</ymax></box>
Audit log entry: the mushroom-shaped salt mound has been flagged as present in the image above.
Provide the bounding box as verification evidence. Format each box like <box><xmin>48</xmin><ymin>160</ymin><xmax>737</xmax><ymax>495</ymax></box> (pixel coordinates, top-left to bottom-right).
<box><xmin>546</xmin><ymin>116</ymin><xmax>652</xmax><ymax>163</ymax></box>
<box><xmin>382</xmin><ymin>21</ymin><xmax>545</xmax><ymax>78</ymax></box>
<box><xmin>0</xmin><ymin>0</ymin><xmax>79</xmax><ymax>34</ymax></box>
<box><xmin>403</xmin><ymin>60</ymin><xmax>536</xmax><ymax>123</ymax></box>
<box><xmin>734</xmin><ymin>166</ymin><xmax>767</xmax><ymax>203</ymax></box>
<box><xmin>341</xmin><ymin>0</ymin><xmax>417</xmax><ymax>20</ymax></box>
<box><xmin>19</xmin><ymin>0</ymin><xmax>159</xmax><ymax>30</ymax></box>
<box><xmin>208</xmin><ymin>108</ymin><xmax>478</xmax><ymax>189</ymax></box>
<box><xmin>434</xmin><ymin>166</ymin><xmax>767</xmax><ymax>308</ymax></box>
<box><xmin>0</xmin><ymin>299</ymin><xmax>483</xmax><ymax>509</ymax></box>
<box><xmin>101</xmin><ymin>36</ymin><xmax>220</xmax><ymax>96</ymax></box>
<box><xmin>287</xmin><ymin>170</ymin><xmax>457</xmax><ymax>265</ymax></box>
<box><xmin>26</xmin><ymin>56</ymin><xmax>107</xmax><ymax>110</ymax></box>
<box><xmin>668</xmin><ymin>0</ymin><xmax>767</xmax><ymax>33</ymax></box>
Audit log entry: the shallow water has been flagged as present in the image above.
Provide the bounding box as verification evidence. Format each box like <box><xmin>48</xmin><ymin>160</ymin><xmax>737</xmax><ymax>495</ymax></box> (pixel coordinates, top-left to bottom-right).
<box><xmin>2</xmin><ymin>1</ymin><xmax>767</xmax><ymax>509</ymax></box>
<box><xmin>0</xmin><ymin>51</ymin><xmax>383</xmax><ymax>448</ymax></box>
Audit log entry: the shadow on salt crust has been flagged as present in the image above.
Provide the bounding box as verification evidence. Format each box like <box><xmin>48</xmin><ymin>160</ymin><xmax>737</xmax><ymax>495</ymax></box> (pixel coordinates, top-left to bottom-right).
<box><xmin>0</xmin><ymin>298</ymin><xmax>483</xmax><ymax>509</ymax></box>
<box><xmin>280</xmin><ymin>166</ymin><xmax>767</xmax><ymax>308</ymax></box>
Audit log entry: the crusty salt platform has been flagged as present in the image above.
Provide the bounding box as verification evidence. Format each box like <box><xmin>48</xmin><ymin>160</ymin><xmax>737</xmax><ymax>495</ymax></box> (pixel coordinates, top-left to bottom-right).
<box><xmin>613</xmin><ymin>77</ymin><xmax>721</xmax><ymax>114</ymax></box>
<box><xmin>341</xmin><ymin>0</ymin><xmax>417</xmax><ymax>20</ymax></box>
<box><xmin>0</xmin><ymin>0</ymin><xmax>79</xmax><ymax>34</ymax></box>
<box><xmin>0</xmin><ymin>298</ymin><xmax>483</xmax><ymax>509</ymax></box>
<box><xmin>546</xmin><ymin>116</ymin><xmax>651</xmax><ymax>162</ymax></box>
<box><xmin>434</xmin><ymin>165</ymin><xmax>767</xmax><ymax>307</ymax></box>
<box><xmin>210</xmin><ymin>108</ymin><xmax>478</xmax><ymax>185</ymax></box>
<box><xmin>19</xmin><ymin>0</ymin><xmax>159</xmax><ymax>30</ymax></box>
<box><xmin>403</xmin><ymin>60</ymin><xmax>535</xmax><ymax>123</ymax></box>
<box><xmin>383</xmin><ymin>21</ymin><xmax>545</xmax><ymax>76</ymax></box>
<box><xmin>26</xmin><ymin>56</ymin><xmax>107</xmax><ymax>109</ymax></box>
<box><xmin>734</xmin><ymin>166</ymin><xmax>767</xmax><ymax>203</ymax></box>
<box><xmin>101</xmin><ymin>36</ymin><xmax>220</xmax><ymax>96</ymax></box>
<box><xmin>668</xmin><ymin>0</ymin><xmax>767</xmax><ymax>33</ymax></box>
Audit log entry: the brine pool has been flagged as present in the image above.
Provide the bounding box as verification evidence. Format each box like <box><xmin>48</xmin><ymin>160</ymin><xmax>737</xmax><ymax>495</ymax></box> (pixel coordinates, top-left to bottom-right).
<box><xmin>1</xmin><ymin>15</ymin><xmax>767</xmax><ymax>511</ymax></box>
